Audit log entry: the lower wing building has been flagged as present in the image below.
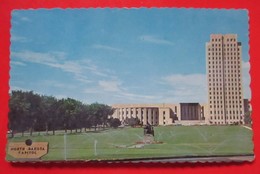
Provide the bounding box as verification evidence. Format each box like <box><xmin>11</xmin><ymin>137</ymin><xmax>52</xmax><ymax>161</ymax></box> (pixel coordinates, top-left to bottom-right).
<box><xmin>111</xmin><ymin>103</ymin><xmax>208</xmax><ymax>126</ymax></box>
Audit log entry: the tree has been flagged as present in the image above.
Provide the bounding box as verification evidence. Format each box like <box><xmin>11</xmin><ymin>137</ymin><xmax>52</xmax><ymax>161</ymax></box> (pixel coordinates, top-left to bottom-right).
<box><xmin>100</xmin><ymin>104</ymin><xmax>115</xmax><ymax>129</ymax></box>
<box><xmin>61</xmin><ymin>98</ymin><xmax>80</xmax><ymax>133</ymax></box>
<box><xmin>9</xmin><ymin>90</ymin><xmax>30</xmax><ymax>137</ymax></box>
<box><xmin>109</xmin><ymin>118</ymin><xmax>121</xmax><ymax>128</ymax></box>
<box><xmin>78</xmin><ymin>104</ymin><xmax>92</xmax><ymax>132</ymax></box>
<box><xmin>244</xmin><ymin>111</ymin><xmax>252</xmax><ymax>125</ymax></box>
<box><xmin>125</xmin><ymin>117</ymin><xmax>141</xmax><ymax>127</ymax></box>
<box><xmin>88</xmin><ymin>103</ymin><xmax>114</xmax><ymax>131</ymax></box>
<box><xmin>8</xmin><ymin>90</ymin><xmax>117</xmax><ymax>136</ymax></box>
<box><xmin>39</xmin><ymin>96</ymin><xmax>60</xmax><ymax>135</ymax></box>
<box><xmin>88</xmin><ymin>103</ymin><xmax>102</xmax><ymax>131</ymax></box>
<box><xmin>25</xmin><ymin>91</ymin><xmax>42</xmax><ymax>136</ymax></box>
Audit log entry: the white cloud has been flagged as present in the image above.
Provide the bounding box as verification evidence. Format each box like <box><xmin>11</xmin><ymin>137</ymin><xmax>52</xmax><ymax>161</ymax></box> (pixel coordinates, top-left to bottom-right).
<box><xmin>74</xmin><ymin>74</ymin><xmax>93</xmax><ymax>84</ymax></box>
<box><xmin>93</xmin><ymin>44</ymin><xmax>122</xmax><ymax>52</ymax></box>
<box><xmin>163</xmin><ymin>74</ymin><xmax>206</xmax><ymax>87</ymax></box>
<box><xmin>11</xmin><ymin>35</ymin><xmax>29</xmax><ymax>43</ymax></box>
<box><xmin>242</xmin><ymin>61</ymin><xmax>251</xmax><ymax>99</ymax></box>
<box><xmin>20</xmin><ymin>17</ymin><xmax>31</xmax><ymax>22</ymax></box>
<box><xmin>161</xmin><ymin>74</ymin><xmax>207</xmax><ymax>103</ymax></box>
<box><xmin>242</xmin><ymin>61</ymin><xmax>250</xmax><ymax>69</ymax></box>
<box><xmin>84</xmin><ymin>62</ymin><xmax>108</xmax><ymax>77</ymax></box>
<box><xmin>139</xmin><ymin>35</ymin><xmax>174</xmax><ymax>45</ymax></box>
<box><xmin>11</xmin><ymin>12</ymin><xmax>31</xmax><ymax>23</ymax></box>
<box><xmin>98</xmin><ymin>80</ymin><xmax>121</xmax><ymax>92</ymax></box>
<box><xmin>11</xmin><ymin>61</ymin><xmax>26</xmax><ymax>66</ymax></box>
<box><xmin>116</xmin><ymin>92</ymin><xmax>157</xmax><ymax>101</ymax></box>
<box><xmin>47</xmin><ymin>61</ymin><xmax>83</xmax><ymax>75</ymax></box>
<box><xmin>97</xmin><ymin>80</ymin><xmax>155</xmax><ymax>99</ymax></box>
<box><xmin>83</xmin><ymin>88</ymin><xmax>101</xmax><ymax>94</ymax></box>
<box><xmin>40</xmin><ymin>80</ymin><xmax>76</xmax><ymax>89</ymax></box>
<box><xmin>11</xmin><ymin>51</ymin><xmax>60</xmax><ymax>65</ymax></box>
<box><xmin>11</xmin><ymin>50</ymin><xmax>110</xmax><ymax>84</ymax></box>
<box><xmin>82</xmin><ymin>79</ymin><xmax>157</xmax><ymax>104</ymax></box>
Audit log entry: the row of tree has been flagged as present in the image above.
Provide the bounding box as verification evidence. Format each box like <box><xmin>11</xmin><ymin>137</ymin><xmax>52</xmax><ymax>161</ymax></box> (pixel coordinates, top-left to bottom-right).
<box><xmin>8</xmin><ymin>90</ymin><xmax>121</xmax><ymax>137</ymax></box>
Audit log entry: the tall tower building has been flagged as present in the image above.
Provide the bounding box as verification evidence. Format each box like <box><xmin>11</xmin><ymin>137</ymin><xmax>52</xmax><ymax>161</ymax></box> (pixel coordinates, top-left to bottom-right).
<box><xmin>206</xmin><ymin>34</ymin><xmax>244</xmax><ymax>125</ymax></box>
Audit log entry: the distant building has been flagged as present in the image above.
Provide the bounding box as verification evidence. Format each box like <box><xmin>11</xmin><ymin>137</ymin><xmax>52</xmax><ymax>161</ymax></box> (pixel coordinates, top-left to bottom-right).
<box><xmin>111</xmin><ymin>103</ymin><xmax>207</xmax><ymax>126</ymax></box>
<box><xmin>206</xmin><ymin>34</ymin><xmax>244</xmax><ymax>124</ymax></box>
<box><xmin>243</xmin><ymin>99</ymin><xmax>251</xmax><ymax>114</ymax></box>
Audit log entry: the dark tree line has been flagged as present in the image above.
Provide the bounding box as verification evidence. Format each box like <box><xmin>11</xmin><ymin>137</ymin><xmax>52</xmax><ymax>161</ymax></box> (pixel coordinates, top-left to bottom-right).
<box><xmin>8</xmin><ymin>90</ymin><xmax>121</xmax><ymax>137</ymax></box>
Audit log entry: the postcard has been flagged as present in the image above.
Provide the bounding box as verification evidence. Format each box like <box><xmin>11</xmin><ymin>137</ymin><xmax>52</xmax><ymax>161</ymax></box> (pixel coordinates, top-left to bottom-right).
<box><xmin>6</xmin><ymin>8</ymin><xmax>253</xmax><ymax>162</ymax></box>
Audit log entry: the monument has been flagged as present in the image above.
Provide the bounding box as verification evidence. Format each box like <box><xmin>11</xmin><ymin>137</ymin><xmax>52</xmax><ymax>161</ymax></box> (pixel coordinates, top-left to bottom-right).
<box><xmin>143</xmin><ymin>123</ymin><xmax>155</xmax><ymax>144</ymax></box>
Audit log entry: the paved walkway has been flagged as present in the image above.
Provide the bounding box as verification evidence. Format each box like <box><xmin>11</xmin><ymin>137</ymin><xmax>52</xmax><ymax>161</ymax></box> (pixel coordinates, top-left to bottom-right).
<box><xmin>242</xmin><ymin>125</ymin><xmax>252</xmax><ymax>130</ymax></box>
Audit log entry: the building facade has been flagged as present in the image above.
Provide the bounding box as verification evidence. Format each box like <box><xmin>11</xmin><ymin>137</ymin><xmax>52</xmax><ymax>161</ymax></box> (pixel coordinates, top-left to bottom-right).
<box><xmin>111</xmin><ymin>103</ymin><xmax>207</xmax><ymax>126</ymax></box>
<box><xmin>180</xmin><ymin>103</ymin><xmax>203</xmax><ymax>120</ymax></box>
<box><xmin>206</xmin><ymin>34</ymin><xmax>244</xmax><ymax>124</ymax></box>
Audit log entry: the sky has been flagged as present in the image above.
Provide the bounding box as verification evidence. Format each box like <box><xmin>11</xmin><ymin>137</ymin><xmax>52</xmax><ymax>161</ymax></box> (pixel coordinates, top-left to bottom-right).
<box><xmin>10</xmin><ymin>8</ymin><xmax>250</xmax><ymax>105</ymax></box>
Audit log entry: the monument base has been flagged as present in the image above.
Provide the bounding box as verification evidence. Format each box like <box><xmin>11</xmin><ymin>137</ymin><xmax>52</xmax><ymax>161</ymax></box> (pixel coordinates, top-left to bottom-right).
<box><xmin>143</xmin><ymin>134</ymin><xmax>155</xmax><ymax>144</ymax></box>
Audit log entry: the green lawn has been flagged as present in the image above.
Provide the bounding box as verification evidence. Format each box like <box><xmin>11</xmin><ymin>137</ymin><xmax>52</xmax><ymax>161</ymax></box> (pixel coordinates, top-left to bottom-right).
<box><xmin>6</xmin><ymin>125</ymin><xmax>254</xmax><ymax>161</ymax></box>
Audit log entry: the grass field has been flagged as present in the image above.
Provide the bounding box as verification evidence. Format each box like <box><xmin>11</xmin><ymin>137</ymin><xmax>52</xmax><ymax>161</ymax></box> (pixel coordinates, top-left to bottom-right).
<box><xmin>7</xmin><ymin>125</ymin><xmax>254</xmax><ymax>161</ymax></box>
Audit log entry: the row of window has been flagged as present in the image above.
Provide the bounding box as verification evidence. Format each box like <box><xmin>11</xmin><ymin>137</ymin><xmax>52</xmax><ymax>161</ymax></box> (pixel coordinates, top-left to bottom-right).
<box><xmin>119</xmin><ymin>109</ymin><xmax>158</xmax><ymax>116</ymax></box>
<box><xmin>209</xmin><ymin>95</ymin><xmax>241</xmax><ymax>100</ymax></box>
<box><xmin>211</xmin><ymin>38</ymin><xmax>236</xmax><ymax>42</ymax></box>
<box><xmin>211</xmin><ymin>43</ymin><xmax>238</xmax><ymax>47</ymax></box>
<box><xmin>209</xmin><ymin>87</ymin><xmax>242</xmax><ymax>91</ymax></box>
<box><xmin>209</xmin><ymin>74</ymin><xmax>223</xmax><ymax>78</ymax></box>
<box><xmin>208</xmin><ymin>52</ymin><xmax>240</xmax><ymax>56</ymax></box>
<box><xmin>208</xmin><ymin>47</ymin><xmax>240</xmax><ymax>51</ymax></box>
<box><xmin>209</xmin><ymin>74</ymin><xmax>240</xmax><ymax>79</ymax></box>
<box><xmin>211</xmin><ymin>121</ymin><xmax>242</xmax><ymax>125</ymax></box>
<box><xmin>208</xmin><ymin>69</ymin><xmax>241</xmax><ymax>75</ymax></box>
<box><xmin>210</xmin><ymin>110</ymin><xmax>243</xmax><ymax>115</ymax></box>
<box><xmin>209</xmin><ymin>82</ymin><xmax>241</xmax><ymax>86</ymax></box>
<box><xmin>208</xmin><ymin>57</ymin><xmax>241</xmax><ymax>61</ymax></box>
<box><xmin>209</xmin><ymin>80</ymin><xmax>240</xmax><ymax>86</ymax></box>
<box><xmin>208</xmin><ymin>66</ymin><xmax>241</xmax><ymax>71</ymax></box>
<box><xmin>209</xmin><ymin>75</ymin><xmax>240</xmax><ymax>80</ymax></box>
<box><xmin>208</xmin><ymin>60</ymin><xmax>240</xmax><ymax>66</ymax></box>
<box><xmin>209</xmin><ymin>91</ymin><xmax>242</xmax><ymax>95</ymax></box>
<box><xmin>209</xmin><ymin>100</ymin><xmax>242</xmax><ymax>105</ymax></box>
<box><xmin>209</xmin><ymin>98</ymin><xmax>242</xmax><ymax>102</ymax></box>
<box><xmin>208</xmin><ymin>62</ymin><xmax>240</xmax><ymax>68</ymax></box>
<box><xmin>209</xmin><ymin>74</ymin><xmax>241</xmax><ymax>79</ymax></box>
<box><xmin>208</xmin><ymin>69</ymin><xmax>241</xmax><ymax>74</ymax></box>
<box><xmin>210</xmin><ymin>115</ymin><xmax>242</xmax><ymax>120</ymax></box>
<box><xmin>120</xmin><ymin>115</ymin><xmax>158</xmax><ymax>123</ymax></box>
<box><xmin>209</xmin><ymin>103</ymin><xmax>243</xmax><ymax>107</ymax></box>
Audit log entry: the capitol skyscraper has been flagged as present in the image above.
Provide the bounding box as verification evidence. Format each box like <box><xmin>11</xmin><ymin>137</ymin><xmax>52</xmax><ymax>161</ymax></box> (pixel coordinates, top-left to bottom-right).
<box><xmin>206</xmin><ymin>34</ymin><xmax>244</xmax><ymax>125</ymax></box>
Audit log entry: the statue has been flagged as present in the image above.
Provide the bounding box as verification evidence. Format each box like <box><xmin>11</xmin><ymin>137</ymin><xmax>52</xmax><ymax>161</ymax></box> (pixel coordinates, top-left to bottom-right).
<box><xmin>143</xmin><ymin>123</ymin><xmax>154</xmax><ymax>137</ymax></box>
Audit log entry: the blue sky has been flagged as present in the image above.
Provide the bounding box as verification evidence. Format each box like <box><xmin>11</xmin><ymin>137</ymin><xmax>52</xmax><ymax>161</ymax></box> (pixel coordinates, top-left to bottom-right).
<box><xmin>10</xmin><ymin>8</ymin><xmax>250</xmax><ymax>104</ymax></box>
